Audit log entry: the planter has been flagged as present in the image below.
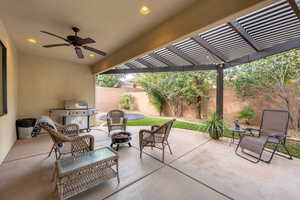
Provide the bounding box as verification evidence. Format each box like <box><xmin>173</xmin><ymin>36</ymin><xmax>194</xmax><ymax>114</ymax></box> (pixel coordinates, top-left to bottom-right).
<box><xmin>208</xmin><ymin>128</ymin><xmax>221</xmax><ymax>140</ymax></box>
<box><xmin>203</xmin><ymin>112</ymin><xmax>225</xmax><ymax>140</ymax></box>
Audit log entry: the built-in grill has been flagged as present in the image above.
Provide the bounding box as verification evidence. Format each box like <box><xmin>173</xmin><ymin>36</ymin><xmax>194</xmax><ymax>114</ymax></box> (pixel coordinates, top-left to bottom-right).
<box><xmin>49</xmin><ymin>100</ymin><xmax>98</xmax><ymax>132</ymax></box>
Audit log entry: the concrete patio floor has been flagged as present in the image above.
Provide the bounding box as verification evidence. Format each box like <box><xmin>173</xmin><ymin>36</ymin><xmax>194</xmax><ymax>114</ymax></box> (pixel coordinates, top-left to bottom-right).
<box><xmin>0</xmin><ymin>126</ymin><xmax>299</xmax><ymax>200</ymax></box>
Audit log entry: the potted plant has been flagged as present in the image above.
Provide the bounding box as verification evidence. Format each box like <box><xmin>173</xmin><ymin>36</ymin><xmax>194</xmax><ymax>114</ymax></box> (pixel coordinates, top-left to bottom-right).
<box><xmin>202</xmin><ymin>112</ymin><xmax>226</xmax><ymax>140</ymax></box>
<box><xmin>118</xmin><ymin>93</ymin><xmax>135</xmax><ymax>110</ymax></box>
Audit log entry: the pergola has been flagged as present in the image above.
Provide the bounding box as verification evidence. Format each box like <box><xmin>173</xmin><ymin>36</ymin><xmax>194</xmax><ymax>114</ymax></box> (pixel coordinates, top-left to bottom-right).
<box><xmin>101</xmin><ymin>0</ymin><xmax>300</xmax><ymax>119</ymax></box>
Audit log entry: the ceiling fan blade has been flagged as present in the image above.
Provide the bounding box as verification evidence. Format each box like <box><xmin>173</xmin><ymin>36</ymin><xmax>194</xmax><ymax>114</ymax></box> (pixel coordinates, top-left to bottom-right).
<box><xmin>43</xmin><ymin>43</ymin><xmax>70</xmax><ymax>48</ymax></box>
<box><xmin>40</xmin><ymin>31</ymin><xmax>69</xmax><ymax>42</ymax></box>
<box><xmin>75</xmin><ymin>47</ymin><xmax>84</xmax><ymax>59</ymax></box>
<box><xmin>83</xmin><ymin>46</ymin><xmax>107</xmax><ymax>56</ymax></box>
<box><xmin>79</xmin><ymin>37</ymin><xmax>96</xmax><ymax>45</ymax></box>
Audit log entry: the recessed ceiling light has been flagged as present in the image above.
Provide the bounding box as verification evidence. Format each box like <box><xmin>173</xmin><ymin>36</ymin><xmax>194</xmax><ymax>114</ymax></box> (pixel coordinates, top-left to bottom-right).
<box><xmin>27</xmin><ymin>39</ymin><xmax>37</xmax><ymax>44</ymax></box>
<box><xmin>89</xmin><ymin>54</ymin><xmax>95</xmax><ymax>57</ymax></box>
<box><xmin>140</xmin><ymin>6</ymin><xmax>151</xmax><ymax>15</ymax></box>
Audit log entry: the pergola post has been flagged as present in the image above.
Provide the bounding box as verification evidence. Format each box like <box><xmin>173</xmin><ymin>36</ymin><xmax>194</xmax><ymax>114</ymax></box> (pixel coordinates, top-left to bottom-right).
<box><xmin>216</xmin><ymin>65</ymin><xmax>224</xmax><ymax>119</ymax></box>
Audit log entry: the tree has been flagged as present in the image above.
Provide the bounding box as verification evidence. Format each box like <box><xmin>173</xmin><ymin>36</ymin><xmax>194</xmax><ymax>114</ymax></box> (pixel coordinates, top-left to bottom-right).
<box><xmin>227</xmin><ymin>49</ymin><xmax>300</xmax><ymax>128</ymax></box>
<box><xmin>96</xmin><ymin>74</ymin><xmax>124</xmax><ymax>87</ymax></box>
<box><xmin>137</xmin><ymin>71</ymin><xmax>214</xmax><ymax>117</ymax></box>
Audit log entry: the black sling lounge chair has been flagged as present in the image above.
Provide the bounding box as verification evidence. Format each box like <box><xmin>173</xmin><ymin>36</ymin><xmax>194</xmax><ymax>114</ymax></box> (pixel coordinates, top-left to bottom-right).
<box><xmin>235</xmin><ymin>110</ymin><xmax>293</xmax><ymax>163</ymax></box>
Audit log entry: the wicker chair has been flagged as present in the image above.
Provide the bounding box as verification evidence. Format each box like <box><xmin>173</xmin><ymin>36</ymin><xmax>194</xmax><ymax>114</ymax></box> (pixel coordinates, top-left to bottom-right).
<box><xmin>54</xmin><ymin>122</ymin><xmax>80</xmax><ymax>136</ymax></box>
<box><xmin>139</xmin><ymin>119</ymin><xmax>176</xmax><ymax>162</ymax></box>
<box><xmin>235</xmin><ymin>110</ymin><xmax>292</xmax><ymax>163</ymax></box>
<box><xmin>34</xmin><ymin>116</ymin><xmax>81</xmax><ymax>158</ymax></box>
<box><xmin>42</xmin><ymin>125</ymin><xmax>94</xmax><ymax>159</ymax></box>
<box><xmin>107</xmin><ymin>110</ymin><xmax>127</xmax><ymax>135</ymax></box>
<box><xmin>50</xmin><ymin>123</ymin><xmax>82</xmax><ymax>158</ymax></box>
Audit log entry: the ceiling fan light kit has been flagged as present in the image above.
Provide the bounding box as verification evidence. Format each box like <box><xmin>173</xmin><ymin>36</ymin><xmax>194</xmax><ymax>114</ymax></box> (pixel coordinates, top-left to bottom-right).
<box><xmin>41</xmin><ymin>26</ymin><xmax>107</xmax><ymax>59</ymax></box>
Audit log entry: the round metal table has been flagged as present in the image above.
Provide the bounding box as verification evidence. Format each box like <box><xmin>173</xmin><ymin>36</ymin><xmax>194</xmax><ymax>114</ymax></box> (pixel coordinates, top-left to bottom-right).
<box><xmin>228</xmin><ymin>128</ymin><xmax>247</xmax><ymax>145</ymax></box>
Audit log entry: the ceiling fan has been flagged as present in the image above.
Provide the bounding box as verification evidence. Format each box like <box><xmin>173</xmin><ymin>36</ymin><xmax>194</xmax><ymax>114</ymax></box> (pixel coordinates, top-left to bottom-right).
<box><xmin>40</xmin><ymin>26</ymin><xmax>107</xmax><ymax>59</ymax></box>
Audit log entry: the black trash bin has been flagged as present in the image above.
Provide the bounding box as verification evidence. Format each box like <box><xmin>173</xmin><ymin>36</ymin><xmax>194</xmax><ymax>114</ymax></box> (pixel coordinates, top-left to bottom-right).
<box><xmin>16</xmin><ymin>118</ymin><xmax>36</xmax><ymax>139</ymax></box>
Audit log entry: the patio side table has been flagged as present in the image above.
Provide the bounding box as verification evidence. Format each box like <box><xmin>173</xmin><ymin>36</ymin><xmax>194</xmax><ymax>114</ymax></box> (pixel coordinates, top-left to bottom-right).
<box><xmin>55</xmin><ymin>147</ymin><xmax>119</xmax><ymax>200</ymax></box>
<box><xmin>228</xmin><ymin>128</ymin><xmax>256</xmax><ymax>145</ymax></box>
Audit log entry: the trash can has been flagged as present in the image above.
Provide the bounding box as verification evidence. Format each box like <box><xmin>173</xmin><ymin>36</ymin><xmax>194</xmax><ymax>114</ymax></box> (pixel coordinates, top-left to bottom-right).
<box><xmin>16</xmin><ymin>118</ymin><xmax>36</xmax><ymax>139</ymax></box>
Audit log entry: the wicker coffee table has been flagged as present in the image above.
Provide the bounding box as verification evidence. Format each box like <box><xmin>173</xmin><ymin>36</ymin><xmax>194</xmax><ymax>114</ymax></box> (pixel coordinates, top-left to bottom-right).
<box><xmin>55</xmin><ymin>147</ymin><xmax>119</xmax><ymax>200</ymax></box>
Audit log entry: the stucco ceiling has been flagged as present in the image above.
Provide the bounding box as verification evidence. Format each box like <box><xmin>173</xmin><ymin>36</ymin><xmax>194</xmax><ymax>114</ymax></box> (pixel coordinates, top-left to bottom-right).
<box><xmin>0</xmin><ymin>0</ymin><xmax>197</xmax><ymax>65</ymax></box>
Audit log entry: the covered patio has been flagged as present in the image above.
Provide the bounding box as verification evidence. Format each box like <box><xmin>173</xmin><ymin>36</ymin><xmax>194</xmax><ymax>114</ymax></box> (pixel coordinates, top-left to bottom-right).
<box><xmin>1</xmin><ymin>0</ymin><xmax>300</xmax><ymax>199</ymax></box>
<box><xmin>100</xmin><ymin>0</ymin><xmax>300</xmax><ymax>120</ymax></box>
<box><xmin>1</xmin><ymin>126</ymin><xmax>299</xmax><ymax>200</ymax></box>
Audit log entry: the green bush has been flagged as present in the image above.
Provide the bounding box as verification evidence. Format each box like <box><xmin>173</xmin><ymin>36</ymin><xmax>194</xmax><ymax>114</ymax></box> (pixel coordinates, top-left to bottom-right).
<box><xmin>148</xmin><ymin>89</ymin><xmax>165</xmax><ymax>116</ymax></box>
<box><xmin>118</xmin><ymin>94</ymin><xmax>135</xmax><ymax>110</ymax></box>
<box><xmin>238</xmin><ymin>107</ymin><xmax>256</xmax><ymax>125</ymax></box>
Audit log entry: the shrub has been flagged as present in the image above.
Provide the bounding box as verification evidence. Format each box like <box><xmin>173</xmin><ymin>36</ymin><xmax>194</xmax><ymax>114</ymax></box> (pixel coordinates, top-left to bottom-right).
<box><xmin>118</xmin><ymin>94</ymin><xmax>135</xmax><ymax>110</ymax></box>
<box><xmin>238</xmin><ymin>107</ymin><xmax>256</xmax><ymax>125</ymax></box>
<box><xmin>148</xmin><ymin>89</ymin><xmax>165</xmax><ymax>116</ymax></box>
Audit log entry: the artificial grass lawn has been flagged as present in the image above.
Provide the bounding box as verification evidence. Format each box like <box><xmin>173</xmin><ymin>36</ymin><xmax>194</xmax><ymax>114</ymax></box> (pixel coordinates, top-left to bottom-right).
<box><xmin>127</xmin><ymin>117</ymin><xmax>300</xmax><ymax>159</ymax></box>
<box><xmin>127</xmin><ymin>118</ymin><xmax>202</xmax><ymax>131</ymax></box>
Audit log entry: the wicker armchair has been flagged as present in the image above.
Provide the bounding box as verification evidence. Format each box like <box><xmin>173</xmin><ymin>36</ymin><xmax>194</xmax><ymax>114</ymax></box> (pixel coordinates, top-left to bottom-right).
<box><xmin>42</xmin><ymin>126</ymin><xmax>94</xmax><ymax>159</ymax></box>
<box><xmin>139</xmin><ymin>119</ymin><xmax>175</xmax><ymax>162</ymax></box>
<box><xmin>34</xmin><ymin>116</ymin><xmax>81</xmax><ymax>157</ymax></box>
<box><xmin>49</xmin><ymin>122</ymin><xmax>80</xmax><ymax>158</ymax></box>
<box><xmin>107</xmin><ymin>110</ymin><xmax>127</xmax><ymax>135</ymax></box>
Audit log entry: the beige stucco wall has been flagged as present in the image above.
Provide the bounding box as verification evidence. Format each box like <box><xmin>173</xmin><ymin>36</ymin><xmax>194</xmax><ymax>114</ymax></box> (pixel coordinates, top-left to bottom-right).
<box><xmin>204</xmin><ymin>86</ymin><xmax>299</xmax><ymax>126</ymax></box>
<box><xmin>96</xmin><ymin>87</ymin><xmax>159</xmax><ymax>116</ymax></box>
<box><xmin>18</xmin><ymin>54</ymin><xmax>95</xmax><ymax>118</ymax></box>
<box><xmin>0</xmin><ymin>20</ymin><xmax>18</xmax><ymax>164</ymax></box>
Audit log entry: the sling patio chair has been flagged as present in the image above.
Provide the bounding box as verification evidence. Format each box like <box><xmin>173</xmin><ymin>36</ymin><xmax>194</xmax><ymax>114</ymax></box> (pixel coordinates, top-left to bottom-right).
<box><xmin>139</xmin><ymin>119</ymin><xmax>176</xmax><ymax>162</ymax></box>
<box><xmin>107</xmin><ymin>110</ymin><xmax>127</xmax><ymax>136</ymax></box>
<box><xmin>42</xmin><ymin>125</ymin><xmax>94</xmax><ymax>160</ymax></box>
<box><xmin>235</xmin><ymin>110</ymin><xmax>293</xmax><ymax>163</ymax></box>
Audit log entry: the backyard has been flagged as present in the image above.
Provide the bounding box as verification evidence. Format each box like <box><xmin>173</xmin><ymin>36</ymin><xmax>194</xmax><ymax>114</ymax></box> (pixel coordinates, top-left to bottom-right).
<box><xmin>126</xmin><ymin>117</ymin><xmax>300</xmax><ymax>159</ymax></box>
<box><xmin>96</xmin><ymin>48</ymin><xmax>300</xmax><ymax>160</ymax></box>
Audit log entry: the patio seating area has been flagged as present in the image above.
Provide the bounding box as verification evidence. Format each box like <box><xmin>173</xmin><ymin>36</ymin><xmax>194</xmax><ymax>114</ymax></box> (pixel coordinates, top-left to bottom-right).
<box><xmin>1</xmin><ymin>126</ymin><xmax>299</xmax><ymax>200</ymax></box>
<box><xmin>2</xmin><ymin>1</ymin><xmax>300</xmax><ymax>200</ymax></box>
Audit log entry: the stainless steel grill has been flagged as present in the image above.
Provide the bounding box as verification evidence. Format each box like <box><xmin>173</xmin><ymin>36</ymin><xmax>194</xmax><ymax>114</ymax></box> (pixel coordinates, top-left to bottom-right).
<box><xmin>49</xmin><ymin>100</ymin><xmax>98</xmax><ymax>132</ymax></box>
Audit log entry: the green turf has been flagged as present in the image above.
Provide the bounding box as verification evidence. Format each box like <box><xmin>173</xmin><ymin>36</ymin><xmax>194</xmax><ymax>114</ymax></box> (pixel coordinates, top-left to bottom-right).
<box><xmin>127</xmin><ymin>118</ymin><xmax>203</xmax><ymax>131</ymax></box>
<box><xmin>127</xmin><ymin>117</ymin><xmax>300</xmax><ymax>159</ymax></box>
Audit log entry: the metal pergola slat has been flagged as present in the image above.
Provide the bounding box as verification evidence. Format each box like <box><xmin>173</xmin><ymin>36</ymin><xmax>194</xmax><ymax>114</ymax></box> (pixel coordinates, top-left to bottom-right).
<box><xmin>247</xmin><ymin>17</ymin><xmax>299</xmax><ymax>34</ymax></box>
<box><xmin>228</xmin><ymin>20</ymin><xmax>263</xmax><ymax>51</ymax></box>
<box><xmin>105</xmin><ymin>0</ymin><xmax>300</xmax><ymax>74</ymax></box>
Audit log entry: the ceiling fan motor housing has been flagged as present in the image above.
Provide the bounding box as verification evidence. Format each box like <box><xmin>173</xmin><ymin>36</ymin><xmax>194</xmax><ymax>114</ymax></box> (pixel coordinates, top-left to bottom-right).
<box><xmin>67</xmin><ymin>35</ymin><xmax>82</xmax><ymax>46</ymax></box>
<box><xmin>72</xmin><ymin>27</ymin><xmax>80</xmax><ymax>33</ymax></box>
